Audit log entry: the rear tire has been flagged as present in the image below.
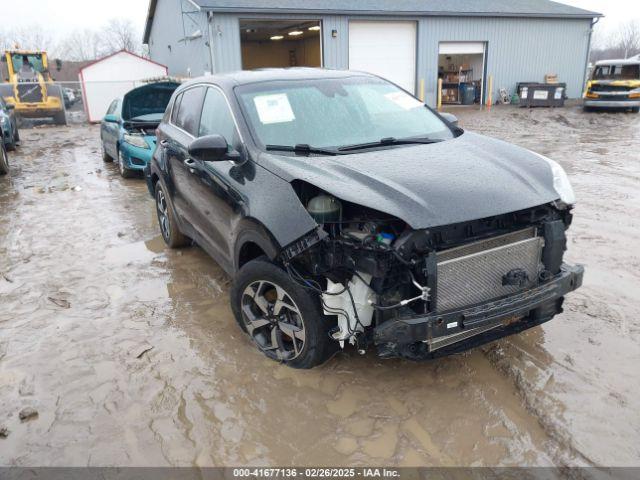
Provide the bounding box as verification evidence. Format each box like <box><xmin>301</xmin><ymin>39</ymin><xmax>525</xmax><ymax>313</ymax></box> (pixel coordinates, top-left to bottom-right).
<box><xmin>155</xmin><ymin>182</ymin><xmax>190</xmax><ymax>248</ymax></box>
<box><xmin>231</xmin><ymin>258</ymin><xmax>335</xmax><ymax>369</ymax></box>
<box><xmin>631</xmin><ymin>107</ymin><xmax>640</xmax><ymax>114</ymax></box>
<box><xmin>0</xmin><ymin>142</ymin><xmax>9</xmax><ymax>175</ymax></box>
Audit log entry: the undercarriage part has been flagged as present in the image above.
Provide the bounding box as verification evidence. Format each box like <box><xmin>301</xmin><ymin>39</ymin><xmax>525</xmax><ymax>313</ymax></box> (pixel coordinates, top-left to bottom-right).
<box><xmin>307</xmin><ymin>194</ymin><xmax>342</xmax><ymax>224</ymax></box>
<box><xmin>280</xmin><ymin>227</ymin><xmax>327</xmax><ymax>263</ymax></box>
<box><xmin>435</xmin><ymin>229</ymin><xmax>544</xmax><ymax>312</ymax></box>
<box><xmin>282</xmin><ymin>196</ymin><xmax>574</xmax><ymax>355</ymax></box>
<box><xmin>323</xmin><ymin>272</ymin><xmax>374</xmax><ymax>345</ymax></box>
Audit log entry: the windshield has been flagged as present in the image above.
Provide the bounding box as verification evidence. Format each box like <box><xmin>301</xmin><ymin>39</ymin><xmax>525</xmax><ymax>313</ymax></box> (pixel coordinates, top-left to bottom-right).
<box><xmin>593</xmin><ymin>64</ymin><xmax>640</xmax><ymax>80</ymax></box>
<box><xmin>11</xmin><ymin>54</ymin><xmax>44</xmax><ymax>74</ymax></box>
<box><xmin>236</xmin><ymin>76</ymin><xmax>455</xmax><ymax>150</ymax></box>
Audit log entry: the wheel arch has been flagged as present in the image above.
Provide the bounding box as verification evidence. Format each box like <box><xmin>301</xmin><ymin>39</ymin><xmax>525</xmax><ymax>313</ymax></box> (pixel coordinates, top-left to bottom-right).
<box><xmin>234</xmin><ymin>218</ymin><xmax>282</xmax><ymax>272</ymax></box>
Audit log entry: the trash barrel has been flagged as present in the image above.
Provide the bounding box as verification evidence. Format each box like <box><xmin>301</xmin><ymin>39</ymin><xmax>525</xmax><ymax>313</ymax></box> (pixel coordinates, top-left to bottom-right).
<box><xmin>517</xmin><ymin>82</ymin><xmax>566</xmax><ymax>107</ymax></box>
<box><xmin>460</xmin><ymin>83</ymin><xmax>476</xmax><ymax>105</ymax></box>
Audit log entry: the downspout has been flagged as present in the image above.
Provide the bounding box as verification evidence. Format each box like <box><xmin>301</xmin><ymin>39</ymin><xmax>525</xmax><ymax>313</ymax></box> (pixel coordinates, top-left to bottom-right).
<box><xmin>206</xmin><ymin>10</ymin><xmax>216</xmax><ymax>74</ymax></box>
<box><xmin>582</xmin><ymin>17</ymin><xmax>600</xmax><ymax>94</ymax></box>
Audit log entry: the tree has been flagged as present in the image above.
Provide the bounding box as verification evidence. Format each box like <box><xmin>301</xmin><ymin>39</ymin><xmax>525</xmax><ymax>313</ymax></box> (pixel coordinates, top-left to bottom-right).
<box><xmin>58</xmin><ymin>29</ymin><xmax>105</xmax><ymax>62</ymax></box>
<box><xmin>590</xmin><ymin>20</ymin><xmax>640</xmax><ymax>63</ymax></box>
<box><xmin>616</xmin><ymin>20</ymin><xmax>640</xmax><ymax>59</ymax></box>
<box><xmin>102</xmin><ymin>18</ymin><xmax>140</xmax><ymax>55</ymax></box>
<box><xmin>0</xmin><ymin>25</ymin><xmax>58</xmax><ymax>57</ymax></box>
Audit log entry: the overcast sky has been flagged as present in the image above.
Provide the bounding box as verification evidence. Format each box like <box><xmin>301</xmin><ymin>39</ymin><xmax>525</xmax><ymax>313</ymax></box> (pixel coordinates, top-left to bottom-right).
<box><xmin>1</xmin><ymin>0</ymin><xmax>638</xmax><ymax>42</ymax></box>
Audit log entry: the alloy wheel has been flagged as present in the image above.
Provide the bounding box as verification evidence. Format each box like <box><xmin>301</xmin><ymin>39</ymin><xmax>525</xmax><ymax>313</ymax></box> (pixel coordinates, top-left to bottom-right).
<box><xmin>241</xmin><ymin>280</ymin><xmax>306</xmax><ymax>361</ymax></box>
<box><xmin>156</xmin><ymin>189</ymin><xmax>171</xmax><ymax>241</ymax></box>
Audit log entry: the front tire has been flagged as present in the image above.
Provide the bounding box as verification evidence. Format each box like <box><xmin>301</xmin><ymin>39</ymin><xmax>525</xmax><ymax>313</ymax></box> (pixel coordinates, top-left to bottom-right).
<box><xmin>231</xmin><ymin>259</ymin><xmax>335</xmax><ymax>369</ymax></box>
<box><xmin>0</xmin><ymin>142</ymin><xmax>9</xmax><ymax>175</ymax></box>
<box><xmin>155</xmin><ymin>182</ymin><xmax>190</xmax><ymax>248</ymax></box>
<box><xmin>117</xmin><ymin>149</ymin><xmax>135</xmax><ymax>178</ymax></box>
<box><xmin>631</xmin><ymin>107</ymin><xmax>640</xmax><ymax>114</ymax></box>
<box><xmin>102</xmin><ymin>142</ymin><xmax>113</xmax><ymax>162</ymax></box>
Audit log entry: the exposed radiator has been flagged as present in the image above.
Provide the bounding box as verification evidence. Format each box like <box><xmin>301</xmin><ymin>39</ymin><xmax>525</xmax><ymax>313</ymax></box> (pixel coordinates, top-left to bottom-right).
<box><xmin>436</xmin><ymin>228</ymin><xmax>543</xmax><ymax>312</ymax></box>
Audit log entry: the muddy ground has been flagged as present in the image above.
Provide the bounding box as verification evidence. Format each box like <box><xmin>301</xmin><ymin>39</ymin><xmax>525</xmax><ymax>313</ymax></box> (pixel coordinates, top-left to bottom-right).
<box><xmin>0</xmin><ymin>105</ymin><xmax>638</xmax><ymax>467</ymax></box>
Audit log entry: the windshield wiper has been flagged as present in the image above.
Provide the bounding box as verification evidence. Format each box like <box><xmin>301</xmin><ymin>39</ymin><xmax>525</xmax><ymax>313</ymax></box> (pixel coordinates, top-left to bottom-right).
<box><xmin>338</xmin><ymin>136</ymin><xmax>443</xmax><ymax>152</ymax></box>
<box><xmin>266</xmin><ymin>144</ymin><xmax>340</xmax><ymax>156</ymax></box>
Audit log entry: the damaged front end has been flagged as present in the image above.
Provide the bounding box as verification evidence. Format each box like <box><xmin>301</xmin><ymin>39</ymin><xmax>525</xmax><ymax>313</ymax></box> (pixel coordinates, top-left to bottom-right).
<box><xmin>279</xmin><ymin>186</ymin><xmax>584</xmax><ymax>360</ymax></box>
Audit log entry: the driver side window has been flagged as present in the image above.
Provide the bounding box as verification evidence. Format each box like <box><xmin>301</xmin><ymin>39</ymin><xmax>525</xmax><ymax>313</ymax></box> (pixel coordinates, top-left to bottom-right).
<box><xmin>199</xmin><ymin>87</ymin><xmax>238</xmax><ymax>147</ymax></box>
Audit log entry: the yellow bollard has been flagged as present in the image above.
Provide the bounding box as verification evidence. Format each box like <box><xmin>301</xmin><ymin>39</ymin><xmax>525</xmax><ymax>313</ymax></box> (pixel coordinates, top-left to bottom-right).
<box><xmin>437</xmin><ymin>78</ymin><xmax>443</xmax><ymax>111</ymax></box>
<box><xmin>487</xmin><ymin>75</ymin><xmax>493</xmax><ymax>108</ymax></box>
<box><xmin>419</xmin><ymin>79</ymin><xmax>425</xmax><ymax>103</ymax></box>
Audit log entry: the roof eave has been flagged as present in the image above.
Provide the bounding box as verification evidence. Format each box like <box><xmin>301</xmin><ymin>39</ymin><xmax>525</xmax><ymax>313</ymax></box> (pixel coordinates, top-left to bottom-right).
<box><xmin>199</xmin><ymin>6</ymin><xmax>602</xmax><ymax>19</ymax></box>
<box><xmin>143</xmin><ymin>0</ymin><xmax>158</xmax><ymax>45</ymax></box>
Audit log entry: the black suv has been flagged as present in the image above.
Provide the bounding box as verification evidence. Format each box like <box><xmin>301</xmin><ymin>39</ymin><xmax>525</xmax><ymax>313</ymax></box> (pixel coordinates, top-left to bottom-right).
<box><xmin>145</xmin><ymin>69</ymin><xmax>583</xmax><ymax>369</ymax></box>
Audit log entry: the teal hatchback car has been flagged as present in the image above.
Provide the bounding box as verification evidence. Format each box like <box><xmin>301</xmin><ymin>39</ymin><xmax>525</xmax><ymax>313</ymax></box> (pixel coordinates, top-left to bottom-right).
<box><xmin>101</xmin><ymin>81</ymin><xmax>180</xmax><ymax>178</ymax></box>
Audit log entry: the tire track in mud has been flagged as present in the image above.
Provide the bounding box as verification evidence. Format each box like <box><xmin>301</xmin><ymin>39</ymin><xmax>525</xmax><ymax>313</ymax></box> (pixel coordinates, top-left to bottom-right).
<box><xmin>1</xmin><ymin>109</ymin><xmax>639</xmax><ymax>467</ymax></box>
<box><xmin>462</xmin><ymin>105</ymin><xmax>640</xmax><ymax>467</ymax></box>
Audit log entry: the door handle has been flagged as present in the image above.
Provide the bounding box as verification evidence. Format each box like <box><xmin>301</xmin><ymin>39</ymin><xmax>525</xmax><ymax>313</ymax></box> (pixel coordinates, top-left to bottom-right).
<box><xmin>184</xmin><ymin>158</ymin><xmax>197</xmax><ymax>173</ymax></box>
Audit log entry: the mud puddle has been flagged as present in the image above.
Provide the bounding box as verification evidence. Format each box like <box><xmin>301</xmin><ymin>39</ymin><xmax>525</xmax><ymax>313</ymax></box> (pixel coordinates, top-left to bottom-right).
<box><xmin>0</xmin><ymin>107</ymin><xmax>639</xmax><ymax>466</ymax></box>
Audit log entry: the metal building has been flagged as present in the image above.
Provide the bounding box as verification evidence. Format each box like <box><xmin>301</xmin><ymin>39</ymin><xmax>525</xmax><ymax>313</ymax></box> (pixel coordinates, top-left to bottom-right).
<box><xmin>143</xmin><ymin>0</ymin><xmax>600</xmax><ymax>106</ymax></box>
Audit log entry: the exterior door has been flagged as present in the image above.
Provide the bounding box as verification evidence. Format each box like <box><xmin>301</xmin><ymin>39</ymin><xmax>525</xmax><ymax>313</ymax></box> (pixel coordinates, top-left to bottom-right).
<box><xmin>187</xmin><ymin>86</ymin><xmax>244</xmax><ymax>265</ymax></box>
<box><xmin>101</xmin><ymin>99</ymin><xmax>120</xmax><ymax>158</ymax></box>
<box><xmin>164</xmin><ymin>86</ymin><xmax>206</xmax><ymax>229</ymax></box>
<box><xmin>349</xmin><ymin>21</ymin><xmax>417</xmax><ymax>93</ymax></box>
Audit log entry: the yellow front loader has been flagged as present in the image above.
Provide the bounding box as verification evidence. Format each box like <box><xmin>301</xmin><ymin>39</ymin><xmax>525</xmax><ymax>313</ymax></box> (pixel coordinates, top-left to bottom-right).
<box><xmin>0</xmin><ymin>50</ymin><xmax>67</xmax><ymax>125</ymax></box>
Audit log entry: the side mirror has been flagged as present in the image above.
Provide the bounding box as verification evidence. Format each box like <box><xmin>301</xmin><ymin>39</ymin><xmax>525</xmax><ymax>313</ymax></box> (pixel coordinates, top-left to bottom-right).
<box><xmin>103</xmin><ymin>114</ymin><xmax>118</xmax><ymax>123</ymax></box>
<box><xmin>6</xmin><ymin>103</ymin><xmax>15</xmax><ymax>110</ymax></box>
<box><xmin>440</xmin><ymin>112</ymin><xmax>459</xmax><ymax>127</ymax></box>
<box><xmin>189</xmin><ymin>134</ymin><xmax>229</xmax><ymax>162</ymax></box>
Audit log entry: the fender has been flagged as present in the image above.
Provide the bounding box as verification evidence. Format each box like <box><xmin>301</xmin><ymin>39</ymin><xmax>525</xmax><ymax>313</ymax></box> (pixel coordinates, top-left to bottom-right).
<box><xmin>233</xmin><ymin>217</ymin><xmax>282</xmax><ymax>272</ymax></box>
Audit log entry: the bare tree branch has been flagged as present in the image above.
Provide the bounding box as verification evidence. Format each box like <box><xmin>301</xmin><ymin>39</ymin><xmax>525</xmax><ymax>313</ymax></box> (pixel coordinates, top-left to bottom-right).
<box><xmin>101</xmin><ymin>18</ymin><xmax>140</xmax><ymax>55</ymax></box>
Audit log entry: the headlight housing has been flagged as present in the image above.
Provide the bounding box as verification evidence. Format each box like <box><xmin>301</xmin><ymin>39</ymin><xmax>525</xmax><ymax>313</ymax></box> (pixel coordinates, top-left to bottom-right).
<box><xmin>533</xmin><ymin>152</ymin><xmax>576</xmax><ymax>206</ymax></box>
<box><xmin>124</xmin><ymin>133</ymin><xmax>150</xmax><ymax>149</ymax></box>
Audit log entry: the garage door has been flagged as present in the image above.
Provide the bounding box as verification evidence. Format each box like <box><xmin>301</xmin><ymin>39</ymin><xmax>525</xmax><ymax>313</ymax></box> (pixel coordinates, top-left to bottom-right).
<box><xmin>439</xmin><ymin>42</ymin><xmax>485</xmax><ymax>55</ymax></box>
<box><xmin>349</xmin><ymin>21</ymin><xmax>417</xmax><ymax>93</ymax></box>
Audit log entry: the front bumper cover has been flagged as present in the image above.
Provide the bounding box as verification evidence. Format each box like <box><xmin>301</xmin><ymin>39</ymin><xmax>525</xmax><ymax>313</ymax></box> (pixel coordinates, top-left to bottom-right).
<box><xmin>374</xmin><ymin>263</ymin><xmax>584</xmax><ymax>358</ymax></box>
<box><xmin>584</xmin><ymin>99</ymin><xmax>640</xmax><ymax>108</ymax></box>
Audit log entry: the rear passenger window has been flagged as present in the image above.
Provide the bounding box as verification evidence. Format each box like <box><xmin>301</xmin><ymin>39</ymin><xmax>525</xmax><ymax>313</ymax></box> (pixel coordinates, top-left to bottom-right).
<box><xmin>170</xmin><ymin>93</ymin><xmax>183</xmax><ymax>124</ymax></box>
<box><xmin>174</xmin><ymin>87</ymin><xmax>205</xmax><ymax>136</ymax></box>
<box><xmin>199</xmin><ymin>88</ymin><xmax>238</xmax><ymax>144</ymax></box>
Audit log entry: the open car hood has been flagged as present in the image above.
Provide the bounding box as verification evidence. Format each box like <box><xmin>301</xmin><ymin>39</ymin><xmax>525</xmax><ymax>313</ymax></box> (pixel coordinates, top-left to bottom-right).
<box><xmin>121</xmin><ymin>82</ymin><xmax>180</xmax><ymax>122</ymax></box>
<box><xmin>261</xmin><ymin>131</ymin><xmax>560</xmax><ymax>229</ymax></box>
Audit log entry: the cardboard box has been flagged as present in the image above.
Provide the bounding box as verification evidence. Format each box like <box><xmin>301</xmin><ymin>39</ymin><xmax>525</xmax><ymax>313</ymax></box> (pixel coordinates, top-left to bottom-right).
<box><xmin>544</xmin><ymin>74</ymin><xmax>559</xmax><ymax>84</ymax></box>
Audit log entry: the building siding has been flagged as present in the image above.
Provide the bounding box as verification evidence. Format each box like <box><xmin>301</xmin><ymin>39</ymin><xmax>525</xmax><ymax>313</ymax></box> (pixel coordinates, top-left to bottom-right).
<box><xmin>147</xmin><ymin>0</ymin><xmax>211</xmax><ymax>77</ymax></box>
<box><xmin>418</xmin><ymin>16</ymin><xmax>592</xmax><ymax>105</ymax></box>
<box><xmin>149</xmin><ymin>2</ymin><xmax>593</xmax><ymax>106</ymax></box>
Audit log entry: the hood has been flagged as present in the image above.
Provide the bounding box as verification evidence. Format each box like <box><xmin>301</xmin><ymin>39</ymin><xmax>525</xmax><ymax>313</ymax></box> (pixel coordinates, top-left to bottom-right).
<box><xmin>122</xmin><ymin>82</ymin><xmax>180</xmax><ymax>122</ymax></box>
<box><xmin>259</xmin><ymin>132</ymin><xmax>560</xmax><ymax>229</ymax></box>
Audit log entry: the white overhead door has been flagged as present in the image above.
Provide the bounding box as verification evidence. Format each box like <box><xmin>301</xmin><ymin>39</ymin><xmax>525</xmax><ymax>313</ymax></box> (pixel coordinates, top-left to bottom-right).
<box><xmin>439</xmin><ymin>42</ymin><xmax>485</xmax><ymax>55</ymax></box>
<box><xmin>349</xmin><ymin>21</ymin><xmax>417</xmax><ymax>93</ymax></box>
